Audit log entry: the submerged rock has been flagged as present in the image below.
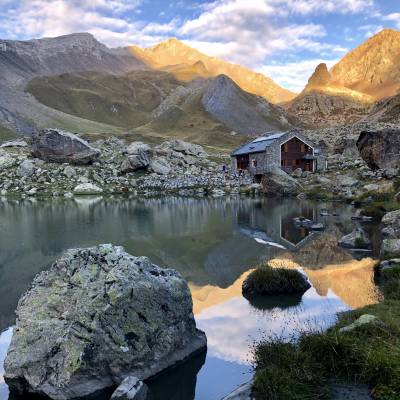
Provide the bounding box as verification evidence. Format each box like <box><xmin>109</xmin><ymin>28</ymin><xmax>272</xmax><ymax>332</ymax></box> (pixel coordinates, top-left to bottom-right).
<box><xmin>339</xmin><ymin>228</ymin><xmax>371</xmax><ymax>249</ymax></box>
<box><xmin>31</xmin><ymin>128</ymin><xmax>100</xmax><ymax>165</ymax></box>
<box><xmin>4</xmin><ymin>244</ymin><xmax>206</xmax><ymax>400</ymax></box>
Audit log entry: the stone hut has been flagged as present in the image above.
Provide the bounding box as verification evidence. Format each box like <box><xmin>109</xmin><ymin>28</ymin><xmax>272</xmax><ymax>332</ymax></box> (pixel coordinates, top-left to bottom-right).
<box><xmin>231</xmin><ymin>130</ymin><xmax>326</xmax><ymax>179</ymax></box>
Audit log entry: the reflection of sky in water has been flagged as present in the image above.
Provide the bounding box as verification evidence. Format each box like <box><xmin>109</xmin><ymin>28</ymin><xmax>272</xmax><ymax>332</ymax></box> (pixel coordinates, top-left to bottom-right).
<box><xmin>196</xmin><ymin>288</ymin><xmax>349</xmax><ymax>364</ymax></box>
<box><xmin>193</xmin><ymin>288</ymin><xmax>349</xmax><ymax>399</ymax></box>
<box><xmin>0</xmin><ymin>328</ymin><xmax>12</xmax><ymax>399</ymax></box>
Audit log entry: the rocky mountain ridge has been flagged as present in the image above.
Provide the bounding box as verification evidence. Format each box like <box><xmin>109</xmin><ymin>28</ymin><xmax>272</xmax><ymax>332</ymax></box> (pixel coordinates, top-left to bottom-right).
<box><xmin>129</xmin><ymin>38</ymin><xmax>296</xmax><ymax>104</ymax></box>
<box><xmin>0</xmin><ymin>32</ymin><xmax>145</xmax><ymax>88</ymax></box>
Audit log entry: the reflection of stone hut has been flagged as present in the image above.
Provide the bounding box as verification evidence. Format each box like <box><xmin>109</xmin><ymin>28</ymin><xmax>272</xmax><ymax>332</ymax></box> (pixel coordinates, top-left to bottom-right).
<box><xmin>231</xmin><ymin>130</ymin><xmax>327</xmax><ymax>179</ymax></box>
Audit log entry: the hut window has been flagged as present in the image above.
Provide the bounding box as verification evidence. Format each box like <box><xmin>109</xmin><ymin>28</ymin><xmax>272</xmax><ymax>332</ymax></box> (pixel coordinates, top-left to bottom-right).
<box><xmin>252</xmin><ymin>160</ymin><xmax>257</xmax><ymax>167</ymax></box>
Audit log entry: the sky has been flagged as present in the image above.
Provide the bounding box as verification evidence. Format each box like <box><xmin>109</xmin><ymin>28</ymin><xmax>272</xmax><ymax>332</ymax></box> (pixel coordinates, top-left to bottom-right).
<box><xmin>0</xmin><ymin>0</ymin><xmax>399</xmax><ymax>92</ymax></box>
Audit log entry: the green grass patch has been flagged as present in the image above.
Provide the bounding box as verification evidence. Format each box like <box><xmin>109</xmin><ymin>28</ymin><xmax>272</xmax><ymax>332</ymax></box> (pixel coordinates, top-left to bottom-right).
<box><xmin>0</xmin><ymin>124</ymin><xmax>18</xmax><ymax>143</ymax></box>
<box><xmin>252</xmin><ymin>269</ymin><xmax>400</xmax><ymax>399</ymax></box>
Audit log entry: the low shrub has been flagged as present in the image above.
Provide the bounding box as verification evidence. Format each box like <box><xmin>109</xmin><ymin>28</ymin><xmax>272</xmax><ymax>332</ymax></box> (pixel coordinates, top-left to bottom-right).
<box><xmin>252</xmin><ymin>274</ymin><xmax>400</xmax><ymax>400</ymax></box>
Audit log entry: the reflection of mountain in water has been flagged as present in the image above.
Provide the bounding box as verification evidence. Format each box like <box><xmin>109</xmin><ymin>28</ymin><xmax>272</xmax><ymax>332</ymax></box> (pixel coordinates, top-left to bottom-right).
<box><xmin>305</xmin><ymin>258</ymin><xmax>380</xmax><ymax>308</ymax></box>
<box><xmin>0</xmin><ymin>197</ymin><xmax>377</xmax><ymax>330</ymax></box>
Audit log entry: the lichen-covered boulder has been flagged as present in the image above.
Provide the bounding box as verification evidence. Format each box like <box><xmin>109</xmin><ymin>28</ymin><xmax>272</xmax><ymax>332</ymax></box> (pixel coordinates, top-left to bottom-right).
<box><xmin>32</xmin><ymin>128</ymin><xmax>100</xmax><ymax>165</ymax></box>
<box><xmin>356</xmin><ymin>128</ymin><xmax>400</xmax><ymax>171</ymax></box>
<box><xmin>4</xmin><ymin>244</ymin><xmax>206</xmax><ymax>400</ymax></box>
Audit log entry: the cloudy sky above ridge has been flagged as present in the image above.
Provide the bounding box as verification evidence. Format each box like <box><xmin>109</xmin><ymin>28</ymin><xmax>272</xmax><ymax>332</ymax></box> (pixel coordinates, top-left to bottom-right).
<box><xmin>0</xmin><ymin>0</ymin><xmax>399</xmax><ymax>92</ymax></box>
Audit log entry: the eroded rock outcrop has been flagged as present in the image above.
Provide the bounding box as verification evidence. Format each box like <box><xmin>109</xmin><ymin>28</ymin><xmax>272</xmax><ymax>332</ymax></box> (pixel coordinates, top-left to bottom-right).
<box><xmin>4</xmin><ymin>244</ymin><xmax>206</xmax><ymax>400</ymax></box>
<box><xmin>32</xmin><ymin>128</ymin><xmax>101</xmax><ymax>165</ymax></box>
<box><xmin>356</xmin><ymin>128</ymin><xmax>400</xmax><ymax>172</ymax></box>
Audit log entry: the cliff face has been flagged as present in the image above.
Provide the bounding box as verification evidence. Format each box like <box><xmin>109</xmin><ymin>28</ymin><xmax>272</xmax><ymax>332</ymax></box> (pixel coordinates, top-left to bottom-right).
<box><xmin>129</xmin><ymin>38</ymin><xmax>296</xmax><ymax>104</ymax></box>
<box><xmin>331</xmin><ymin>29</ymin><xmax>400</xmax><ymax>99</ymax></box>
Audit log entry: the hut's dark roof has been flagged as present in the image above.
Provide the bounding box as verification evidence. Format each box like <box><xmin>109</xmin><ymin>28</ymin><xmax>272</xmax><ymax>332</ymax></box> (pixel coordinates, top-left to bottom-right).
<box><xmin>231</xmin><ymin>132</ymin><xmax>286</xmax><ymax>156</ymax></box>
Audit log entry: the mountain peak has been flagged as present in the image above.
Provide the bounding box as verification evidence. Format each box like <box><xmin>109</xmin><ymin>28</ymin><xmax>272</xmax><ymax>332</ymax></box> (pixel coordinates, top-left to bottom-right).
<box><xmin>305</xmin><ymin>63</ymin><xmax>332</xmax><ymax>90</ymax></box>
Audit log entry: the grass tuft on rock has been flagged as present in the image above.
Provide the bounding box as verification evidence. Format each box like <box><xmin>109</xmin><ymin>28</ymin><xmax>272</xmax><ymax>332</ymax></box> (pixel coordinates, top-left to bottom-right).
<box><xmin>242</xmin><ymin>265</ymin><xmax>311</xmax><ymax>297</ymax></box>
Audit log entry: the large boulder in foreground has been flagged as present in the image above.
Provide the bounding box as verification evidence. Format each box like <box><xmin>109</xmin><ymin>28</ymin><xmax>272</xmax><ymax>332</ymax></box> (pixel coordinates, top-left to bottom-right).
<box><xmin>4</xmin><ymin>244</ymin><xmax>206</xmax><ymax>400</ymax></box>
<box><xmin>261</xmin><ymin>167</ymin><xmax>302</xmax><ymax>197</ymax></box>
<box><xmin>32</xmin><ymin>128</ymin><xmax>100</xmax><ymax>165</ymax></box>
<box><xmin>356</xmin><ymin>128</ymin><xmax>400</xmax><ymax>171</ymax></box>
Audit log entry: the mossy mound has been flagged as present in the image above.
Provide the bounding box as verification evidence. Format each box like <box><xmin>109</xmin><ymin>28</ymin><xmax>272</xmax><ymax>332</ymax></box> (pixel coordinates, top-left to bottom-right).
<box><xmin>242</xmin><ymin>265</ymin><xmax>311</xmax><ymax>297</ymax></box>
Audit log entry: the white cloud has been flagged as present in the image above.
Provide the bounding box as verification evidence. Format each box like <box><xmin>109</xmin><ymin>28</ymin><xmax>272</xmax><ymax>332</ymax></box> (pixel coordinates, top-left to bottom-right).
<box><xmin>382</xmin><ymin>13</ymin><xmax>400</xmax><ymax>29</ymax></box>
<box><xmin>276</xmin><ymin>0</ymin><xmax>376</xmax><ymax>16</ymax></box>
<box><xmin>0</xmin><ymin>0</ymin><xmax>170</xmax><ymax>47</ymax></box>
<box><xmin>260</xmin><ymin>58</ymin><xmax>340</xmax><ymax>92</ymax></box>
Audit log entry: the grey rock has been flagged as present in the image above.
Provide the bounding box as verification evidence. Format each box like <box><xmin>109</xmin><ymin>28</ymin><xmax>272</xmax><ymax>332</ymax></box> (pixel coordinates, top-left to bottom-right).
<box><xmin>261</xmin><ymin>166</ymin><xmax>302</xmax><ymax>197</ymax></box>
<box><xmin>64</xmin><ymin>165</ymin><xmax>77</xmax><ymax>179</ymax></box>
<box><xmin>149</xmin><ymin>157</ymin><xmax>171</xmax><ymax>175</ymax></box>
<box><xmin>73</xmin><ymin>183</ymin><xmax>103</xmax><ymax>195</ymax></box>
<box><xmin>111</xmin><ymin>376</ymin><xmax>148</xmax><ymax>400</ymax></box>
<box><xmin>356</xmin><ymin>128</ymin><xmax>400</xmax><ymax>171</ymax></box>
<box><xmin>381</xmin><ymin>239</ymin><xmax>400</xmax><ymax>258</ymax></box>
<box><xmin>32</xmin><ymin>129</ymin><xmax>100</xmax><ymax>165</ymax></box>
<box><xmin>0</xmin><ymin>139</ymin><xmax>28</xmax><ymax>148</ymax></box>
<box><xmin>339</xmin><ymin>314</ymin><xmax>379</xmax><ymax>333</ymax></box>
<box><xmin>340</xmin><ymin>175</ymin><xmax>358</xmax><ymax>187</ymax></box>
<box><xmin>4</xmin><ymin>244</ymin><xmax>206</xmax><ymax>400</ymax></box>
<box><xmin>122</xmin><ymin>142</ymin><xmax>152</xmax><ymax>172</ymax></box>
<box><xmin>0</xmin><ymin>152</ymin><xmax>16</xmax><ymax>169</ymax></box>
<box><xmin>381</xmin><ymin>209</ymin><xmax>400</xmax><ymax>239</ymax></box>
<box><xmin>157</xmin><ymin>140</ymin><xmax>207</xmax><ymax>158</ymax></box>
<box><xmin>17</xmin><ymin>160</ymin><xmax>35</xmax><ymax>177</ymax></box>
<box><xmin>339</xmin><ymin>228</ymin><xmax>371</xmax><ymax>249</ymax></box>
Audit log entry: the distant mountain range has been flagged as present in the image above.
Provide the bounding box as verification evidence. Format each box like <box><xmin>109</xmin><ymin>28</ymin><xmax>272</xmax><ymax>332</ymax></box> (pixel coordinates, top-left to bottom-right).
<box><xmin>0</xmin><ymin>29</ymin><xmax>399</xmax><ymax>149</ymax></box>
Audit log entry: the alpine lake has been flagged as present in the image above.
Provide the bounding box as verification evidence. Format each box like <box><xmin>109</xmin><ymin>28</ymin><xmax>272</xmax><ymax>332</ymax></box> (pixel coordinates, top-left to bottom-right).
<box><xmin>0</xmin><ymin>195</ymin><xmax>383</xmax><ymax>400</ymax></box>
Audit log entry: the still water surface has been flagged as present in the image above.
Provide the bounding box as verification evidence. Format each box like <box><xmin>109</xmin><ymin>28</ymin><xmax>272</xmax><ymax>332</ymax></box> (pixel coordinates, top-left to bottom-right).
<box><xmin>0</xmin><ymin>196</ymin><xmax>381</xmax><ymax>399</ymax></box>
